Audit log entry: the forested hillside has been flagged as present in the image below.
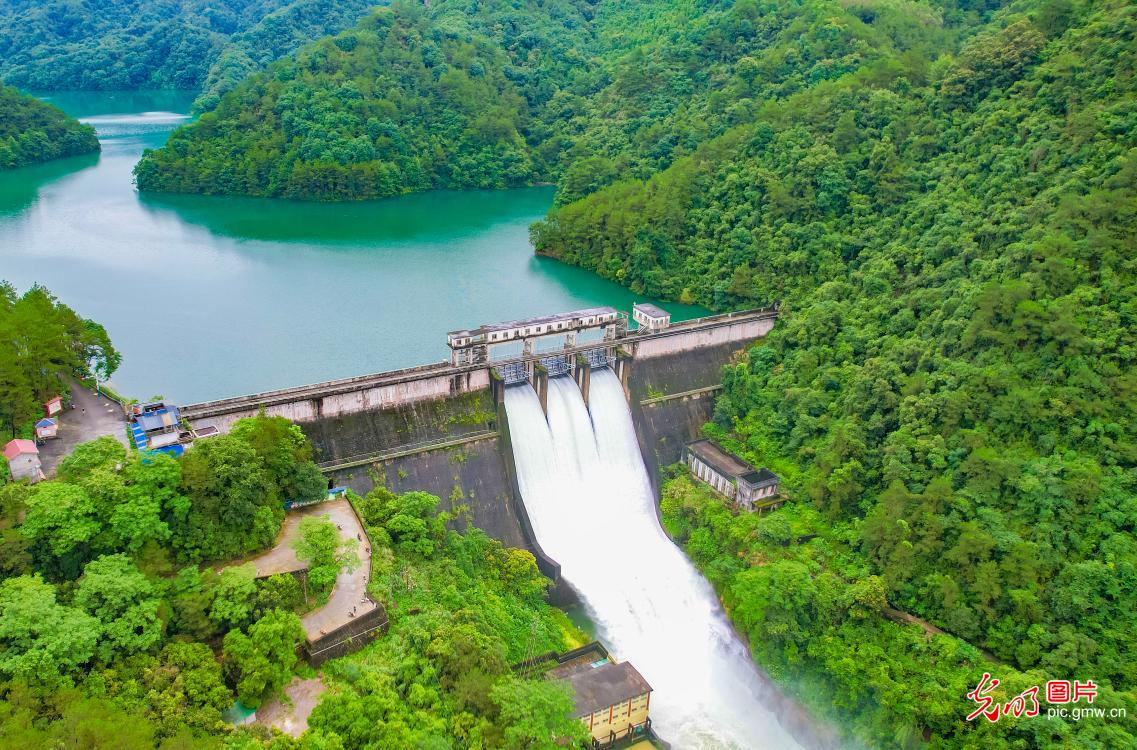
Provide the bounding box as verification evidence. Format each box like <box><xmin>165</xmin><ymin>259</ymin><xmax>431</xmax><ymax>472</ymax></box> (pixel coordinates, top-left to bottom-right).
<box><xmin>0</xmin><ymin>0</ymin><xmax>375</xmax><ymax>93</ymax></box>
<box><xmin>0</xmin><ymin>282</ymin><xmax>117</xmax><ymax>437</ymax></box>
<box><xmin>535</xmin><ymin>0</ymin><xmax>1137</xmax><ymax>745</ymax></box>
<box><xmin>193</xmin><ymin>0</ymin><xmax>379</xmax><ymax>111</ymax></box>
<box><xmin>0</xmin><ymin>86</ymin><xmax>99</xmax><ymax>170</ymax></box>
<box><xmin>0</xmin><ymin>430</ymin><xmax>582</xmax><ymax>747</ymax></box>
<box><xmin>135</xmin><ymin>0</ymin><xmax>980</xmax><ymax>200</ymax></box>
<box><xmin>135</xmin><ymin>5</ymin><xmax>548</xmax><ymax>199</ymax></box>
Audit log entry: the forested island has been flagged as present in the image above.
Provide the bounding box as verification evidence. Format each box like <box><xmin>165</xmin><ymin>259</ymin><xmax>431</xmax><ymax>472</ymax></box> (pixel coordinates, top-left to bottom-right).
<box><xmin>0</xmin><ymin>86</ymin><xmax>99</xmax><ymax>170</ymax></box>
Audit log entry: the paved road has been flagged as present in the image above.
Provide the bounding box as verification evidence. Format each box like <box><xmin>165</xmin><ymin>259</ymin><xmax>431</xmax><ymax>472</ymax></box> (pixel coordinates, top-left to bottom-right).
<box><xmin>255</xmin><ymin>676</ymin><xmax>327</xmax><ymax>737</ymax></box>
<box><xmin>39</xmin><ymin>381</ymin><xmax>129</xmax><ymax>476</ymax></box>
<box><xmin>248</xmin><ymin>499</ymin><xmax>377</xmax><ymax>641</ymax></box>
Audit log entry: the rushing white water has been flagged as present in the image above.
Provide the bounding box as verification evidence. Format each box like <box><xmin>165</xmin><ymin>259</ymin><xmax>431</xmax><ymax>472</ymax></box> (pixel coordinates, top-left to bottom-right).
<box><xmin>504</xmin><ymin>369</ymin><xmax>806</xmax><ymax>749</ymax></box>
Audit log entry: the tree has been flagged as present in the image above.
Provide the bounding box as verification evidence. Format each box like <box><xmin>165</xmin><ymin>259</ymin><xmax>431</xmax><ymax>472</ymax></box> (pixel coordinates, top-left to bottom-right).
<box><xmin>209</xmin><ymin>563</ymin><xmax>258</xmax><ymax>631</ymax></box>
<box><xmin>74</xmin><ymin>554</ymin><xmax>163</xmax><ymax>662</ymax></box>
<box><xmin>56</xmin><ymin>435</ymin><xmax>126</xmax><ymax>482</ymax></box>
<box><xmin>490</xmin><ymin>678</ymin><xmax>589</xmax><ymax>750</ymax></box>
<box><xmin>42</xmin><ymin>695</ymin><xmax>156</xmax><ymax>750</ymax></box>
<box><xmin>175</xmin><ymin>435</ymin><xmax>279</xmax><ymax>561</ymax></box>
<box><xmin>167</xmin><ymin>566</ymin><xmax>216</xmax><ymax>641</ymax></box>
<box><xmin>144</xmin><ymin>642</ymin><xmax>233</xmax><ymax>735</ymax></box>
<box><xmin>20</xmin><ymin>444</ymin><xmax>181</xmax><ymax>574</ymax></box>
<box><xmin>20</xmin><ymin>482</ymin><xmax>99</xmax><ymax>560</ymax></box>
<box><xmin>230</xmin><ymin>414</ymin><xmax>326</xmax><ymax>506</ymax></box>
<box><xmin>254</xmin><ymin>573</ymin><xmax>304</xmax><ymax>617</ymax></box>
<box><xmin>0</xmin><ymin>284</ymin><xmax>119</xmax><ymax>437</ymax></box>
<box><xmin>293</xmin><ymin>516</ymin><xmax>359</xmax><ymax>598</ymax></box>
<box><xmin>0</xmin><ymin>576</ymin><xmax>97</xmax><ymax>686</ymax></box>
<box><xmin>222</xmin><ymin>609</ymin><xmax>304</xmax><ymax>708</ymax></box>
<box><xmin>0</xmin><ymin>483</ymin><xmax>31</xmax><ymax>577</ymax></box>
<box><xmin>357</xmin><ymin>488</ymin><xmax>445</xmax><ymax>556</ymax></box>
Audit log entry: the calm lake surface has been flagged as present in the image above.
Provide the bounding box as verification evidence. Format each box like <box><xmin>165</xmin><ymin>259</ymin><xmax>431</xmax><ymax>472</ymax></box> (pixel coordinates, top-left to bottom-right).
<box><xmin>0</xmin><ymin>91</ymin><xmax>706</xmax><ymax>403</ymax></box>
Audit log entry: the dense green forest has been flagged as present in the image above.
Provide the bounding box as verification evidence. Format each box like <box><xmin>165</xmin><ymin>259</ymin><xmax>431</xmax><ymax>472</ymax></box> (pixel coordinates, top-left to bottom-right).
<box><xmin>0</xmin><ymin>282</ymin><xmax>117</xmax><ymax>438</ymax></box>
<box><xmin>663</xmin><ymin>475</ymin><xmax>1136</xmax><ymax>748</ymax></box>
<box><xmin>303</xmin><ymin>486</ymin><xmax>587</xmax><ymax>749</ymax></box>
<box><xmin>0</xmin><ymin>427</ymin><xmax>581</xmax><ymax>747</ymax></box>
<box><xmin>0</xmin><ymin>86</ymin><xmax>99</xmax><ymax>170</ymax></box>
<box><xmin>530</xmin><ymin>0</ymin><xmax>1136</xmax><ymax>746</ymax></box>
<box><xmin>192</xmin><ymin>0</ymin><xmax>380</xmax><ymax>111</ymax></box>
<box><xmin>135</xmin><ymin>5</ymin><xmax>541</xmax><ymax>199</ymax></box>
<box><xmin>137</xmin><ymin>0</ymin><xmax>992</xmax><ymax>200</ymax></box>
<box><xmin>0</xmin><ymin>0</ymin><xmax>375</xmax><ymax>95</ymax></box>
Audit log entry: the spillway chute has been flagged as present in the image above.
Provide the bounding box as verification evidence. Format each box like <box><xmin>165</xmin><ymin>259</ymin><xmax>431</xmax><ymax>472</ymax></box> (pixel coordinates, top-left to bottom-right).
<box><xmin>503</xmin><ymin>369</ymin><xmax>806</xmax><ymax>749</ymax></box>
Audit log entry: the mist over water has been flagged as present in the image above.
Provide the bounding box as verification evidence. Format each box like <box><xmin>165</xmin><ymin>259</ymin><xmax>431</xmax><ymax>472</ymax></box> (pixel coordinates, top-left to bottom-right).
<box><xmin>504</xmin><ymin>370</ymin><xmax>805</xmax><ymax>749</ymax></box>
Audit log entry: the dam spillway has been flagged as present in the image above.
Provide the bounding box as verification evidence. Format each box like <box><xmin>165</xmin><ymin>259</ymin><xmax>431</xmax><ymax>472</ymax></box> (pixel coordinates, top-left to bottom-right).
<box><xmin>503</xmin><ymin>369</ymin><xmax>803</xmax><ymax>749</ymax></box>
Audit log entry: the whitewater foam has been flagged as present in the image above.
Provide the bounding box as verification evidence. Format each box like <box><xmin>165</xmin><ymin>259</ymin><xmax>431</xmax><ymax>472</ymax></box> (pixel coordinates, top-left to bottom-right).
<box><xmin>504</xmin><ymin>369</ymin><xmax>804</xmax><ymax>749</ymax></box>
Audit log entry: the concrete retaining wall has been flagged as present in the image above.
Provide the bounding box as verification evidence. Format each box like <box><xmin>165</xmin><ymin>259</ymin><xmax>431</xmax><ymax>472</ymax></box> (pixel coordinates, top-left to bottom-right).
<box><xmin>301</xmin><ymin>390</ymin><xmax>495</xmax><ymax>466</ymax></box>
<box><xmin>300</xmin><ymin>389</ymin><xmax>529</xmax><ymax>551</ymax></box>
<box><xmin>625</xmin><ymin>341</ymin><xmax>756</xmax><ymax>496</ymax></box>
<box><xmin>304</xmin><ymin>606</ymin><xmax>389</xmax><ymax>667</ymax></box>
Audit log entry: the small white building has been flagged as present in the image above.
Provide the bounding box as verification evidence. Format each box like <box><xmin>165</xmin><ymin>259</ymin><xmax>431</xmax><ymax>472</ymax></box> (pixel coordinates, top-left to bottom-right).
<box><xmin>44</xmin><ymin>395</ymin><xmax>63</xmax><ymax>417</ymax></box>
<box><xmin>3</xmin><ymin>439</ymin><xmax>43</xmax><ymax>483</ymax></box>
<box><xmin>632</xmin><ymin>303</ymin><xmax>671</xmax><ymax>331</ymax></box>
<box><xmin>685</xmin><ymin>440</ymin><xmax>781</xmax><ymax>512</ymax></box>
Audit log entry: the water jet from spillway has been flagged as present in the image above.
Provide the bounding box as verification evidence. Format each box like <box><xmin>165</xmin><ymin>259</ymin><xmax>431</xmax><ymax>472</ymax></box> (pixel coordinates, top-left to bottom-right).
<box><xmin>503</xmin><ymin>369</ymin><xmax>806</xmax><ymax>749</ymax></box>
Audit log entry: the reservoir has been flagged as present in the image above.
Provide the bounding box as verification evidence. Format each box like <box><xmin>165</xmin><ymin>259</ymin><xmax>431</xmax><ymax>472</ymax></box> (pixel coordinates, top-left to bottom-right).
<box><xmin>0</xmin><ymin>91</ymin><xmax>706</xmax><ymax>402</ymax></box>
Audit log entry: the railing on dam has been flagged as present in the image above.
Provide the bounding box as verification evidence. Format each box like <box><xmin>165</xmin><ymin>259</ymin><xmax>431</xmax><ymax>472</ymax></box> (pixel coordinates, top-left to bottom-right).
<box><xmin>180</xmin><ymin>359</ymin><xmax>455</xmax><ymax>420</ymax></box>
<box><xmin>627</xmin><ymin>305</ymin><xmax>778</xmax><ymax>337</ymax></box>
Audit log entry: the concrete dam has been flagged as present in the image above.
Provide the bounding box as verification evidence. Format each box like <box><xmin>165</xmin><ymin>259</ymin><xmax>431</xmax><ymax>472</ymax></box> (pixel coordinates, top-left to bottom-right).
<box><xmin>179</xmin><ymin>304</ymin><xmax>778</xmax><ymax>574</ymax></box>
<box><xmin>178</xmin><ymin>303</ymin><xmax>825</xmax><ymax>745</ymax></box>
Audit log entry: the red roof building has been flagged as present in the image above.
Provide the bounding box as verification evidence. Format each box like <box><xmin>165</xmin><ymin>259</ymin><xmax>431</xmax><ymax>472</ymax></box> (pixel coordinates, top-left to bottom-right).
<box><xmin>3</xmin><ymin>439</ymin><xmax>42</xmax><ymax>483</ymax></box>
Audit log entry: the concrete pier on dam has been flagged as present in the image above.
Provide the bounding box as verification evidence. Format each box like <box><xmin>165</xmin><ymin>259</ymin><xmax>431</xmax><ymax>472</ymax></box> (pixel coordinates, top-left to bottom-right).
<box><xmin>179</xmin><ymin>304</ymin><xmax>778</xmax><ymax>587</ymax></box>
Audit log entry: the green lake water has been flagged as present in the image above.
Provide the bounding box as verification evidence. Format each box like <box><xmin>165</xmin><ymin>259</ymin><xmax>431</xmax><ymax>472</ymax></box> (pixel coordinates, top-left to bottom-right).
<box><xmin>0</xmin><ymin>91</ymin><xmax>707</xmax><ymax>403</ymax></box>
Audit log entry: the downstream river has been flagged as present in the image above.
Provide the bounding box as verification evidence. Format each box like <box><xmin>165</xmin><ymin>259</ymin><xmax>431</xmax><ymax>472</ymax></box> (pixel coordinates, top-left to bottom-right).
<box><xmin>0</xmin><ymin>91</ymin><xmax>705</xmax><ymax>402</ymax></box>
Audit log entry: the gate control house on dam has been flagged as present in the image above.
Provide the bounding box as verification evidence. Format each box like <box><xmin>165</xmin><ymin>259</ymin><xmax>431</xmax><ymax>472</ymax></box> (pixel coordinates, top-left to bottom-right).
<box><xmin>447</xmin><ymin>306</ymin><xmax>626</xmax><ymax>366</ymax></box>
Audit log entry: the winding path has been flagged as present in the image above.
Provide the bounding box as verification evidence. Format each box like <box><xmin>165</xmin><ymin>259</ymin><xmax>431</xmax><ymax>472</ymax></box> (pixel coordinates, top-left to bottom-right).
<box><xmin>249</xmin><ymin>499</ymin><xmax>377</xmax><ymax>641</ymax></box>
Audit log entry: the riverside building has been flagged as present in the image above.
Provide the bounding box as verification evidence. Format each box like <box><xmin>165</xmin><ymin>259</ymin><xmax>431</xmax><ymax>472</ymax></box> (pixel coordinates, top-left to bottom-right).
<box><xmin>550</xmin><ymin>654</ymin><xmax>653</xmax><ymax>748</ymax></box>
<box><xmin>685</xmin><ymin>439</ymin><xmax>782</xmax><ymax>513</ymax></box>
